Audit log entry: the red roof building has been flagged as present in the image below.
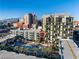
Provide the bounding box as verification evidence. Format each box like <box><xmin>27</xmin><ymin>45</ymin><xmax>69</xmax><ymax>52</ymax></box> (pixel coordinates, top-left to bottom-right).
<box><xmin>74</xmin><ymin>21</ymin><xmax>79</xmax><ymax>26</ymax></box>
<box><xmin>73</xmin><ymin>21</ymin><xmax>79</xmax><ymax>30</ymax></box>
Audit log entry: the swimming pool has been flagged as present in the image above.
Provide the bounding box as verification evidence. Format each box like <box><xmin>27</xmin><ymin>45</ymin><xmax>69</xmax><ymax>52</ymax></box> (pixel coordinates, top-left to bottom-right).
<box><xmin>22</xmin><ymin>44</ymin><xmax>33</xmax><ymax>49</ymax></box>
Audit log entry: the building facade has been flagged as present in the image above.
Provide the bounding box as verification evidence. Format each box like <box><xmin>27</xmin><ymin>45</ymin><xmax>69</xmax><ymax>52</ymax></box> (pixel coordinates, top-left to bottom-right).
<box><xmin>23</xmin><ymin>13</ymin><xmax>36</xmax><ymax>28</ymax></box>
<box><xmin>13</xmin><ymin>13</ymin><xmax>37</xmax><ymax>29</ymax></box>
<box><xmin>42</xmin><ymin>14</ymin><xmax>73</xmax><ymax>40</ymax></box>
<box><xmin>11</xmin><ymin>29</ymin><xmax>40</xmax><ymax>40</ymax></box>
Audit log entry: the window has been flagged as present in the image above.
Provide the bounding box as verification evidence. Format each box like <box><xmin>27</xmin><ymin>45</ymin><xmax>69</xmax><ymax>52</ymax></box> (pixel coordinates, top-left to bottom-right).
<box><xmin>56</xmin><ymin>17</ymin><xmax>62</xmax><ymax>22</ymax></box>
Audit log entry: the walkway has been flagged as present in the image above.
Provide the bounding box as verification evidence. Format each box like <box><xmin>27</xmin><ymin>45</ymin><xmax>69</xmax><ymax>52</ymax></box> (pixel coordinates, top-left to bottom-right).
<box><xmin>0</xmin><ymin>34</ymin><xmax>15</xmax><ymax>42</ymax></box>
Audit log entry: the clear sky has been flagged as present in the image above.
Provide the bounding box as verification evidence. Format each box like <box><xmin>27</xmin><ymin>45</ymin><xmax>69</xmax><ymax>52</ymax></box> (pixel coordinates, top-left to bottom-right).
<box><xmin>0</xmin><ymin>0</ymin><xmax>79</xmax><ymax>20</ymax></box>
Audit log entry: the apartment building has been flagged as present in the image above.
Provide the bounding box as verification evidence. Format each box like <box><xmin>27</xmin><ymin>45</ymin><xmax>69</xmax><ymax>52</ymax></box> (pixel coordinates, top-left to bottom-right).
<box><xmin>11</xmin><ymin>29</ymin><xmax>40</xmax><ymax>40</ymax></box>
<box><xmin>42</xmin><ymin>14</ymin><xmax>73</xmax><ymax>40</ymax></box>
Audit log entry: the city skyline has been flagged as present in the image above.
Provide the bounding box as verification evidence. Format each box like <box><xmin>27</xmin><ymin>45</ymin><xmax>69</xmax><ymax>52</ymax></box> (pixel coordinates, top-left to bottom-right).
<box><xmin>0</xmin><ymin>0</ymin><xmax>79</xmax><ymax>20</ymax></box>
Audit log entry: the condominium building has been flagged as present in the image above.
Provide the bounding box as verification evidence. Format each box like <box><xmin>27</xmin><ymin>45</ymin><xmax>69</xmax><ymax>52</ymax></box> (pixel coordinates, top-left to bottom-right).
<box><xmin>42</xmin><ymin>15</ymin><xmax>50</xmax><ymax>31</ymax></box>
<box><xmin>42</xmin><ymin>14</ymin><xmax>73</xmax><ymax>40</ymax></box>
<box><xmin>11</xmin><ymin>29</ymin><xmax>40</xmax><ymax>40</ymax></box>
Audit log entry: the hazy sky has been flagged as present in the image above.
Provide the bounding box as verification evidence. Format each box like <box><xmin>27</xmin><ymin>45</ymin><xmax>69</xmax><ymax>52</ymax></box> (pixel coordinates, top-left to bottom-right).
<box><xmin>0</xmin><ymin>0</ymin><xmax>79</xmax><ymax>20</ymax></box>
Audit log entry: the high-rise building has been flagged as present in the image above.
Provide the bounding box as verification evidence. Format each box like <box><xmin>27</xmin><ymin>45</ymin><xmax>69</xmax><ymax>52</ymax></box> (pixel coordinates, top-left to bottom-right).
<box><xmin>42</xmin><ymin>14</ymin><xmax>73</xmax><ymax>40</ymax></box>
<box><xmin>23</xmin><ymin>13</ymin><xmax>36</xmax><ymax>28</ymax></box>
<box><xmin>42</xmin><ymin>15</ymin><xmax>50</xmax><ymax>31</ymax></box>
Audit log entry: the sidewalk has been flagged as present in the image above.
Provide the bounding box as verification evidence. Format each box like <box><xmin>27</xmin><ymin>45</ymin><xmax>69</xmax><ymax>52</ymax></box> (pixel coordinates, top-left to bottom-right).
<box><xmin>67</xmin><ymin>39</ymin><xmax>79</xmax><ymax>59</ymax></box>
<box><xmin>0</xmin><ymin>34</ymin><xmax>15</xmax><ymax>42</ymax></box>
<box><xmin>61</xmin><ymin>40</ymin><xmax>73</xmax><ymax>59</ymax></box>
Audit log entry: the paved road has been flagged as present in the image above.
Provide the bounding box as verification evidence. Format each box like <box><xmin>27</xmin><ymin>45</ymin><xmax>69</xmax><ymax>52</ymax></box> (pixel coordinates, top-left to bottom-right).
<box><xmin>61</xmin><ymin>40</ymin><xmax>74</xmax><ymax>59</ymax></box>
<box><xmin>67</xmin><ymin>39</ymin><xmax>79</xmax><ymax>59</ymax></box>
<box><xmin>61</xmin><ymin>39</ymin><xmax>79</xmax><ymax>59</ymax></box>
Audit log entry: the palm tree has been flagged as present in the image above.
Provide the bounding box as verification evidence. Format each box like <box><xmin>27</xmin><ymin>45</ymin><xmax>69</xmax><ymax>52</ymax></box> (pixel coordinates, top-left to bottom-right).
<box><xmin>22</xmin><ymin>48</ymin><xmax>28</xmax><ymax>54</ymax></box>
<box><xmin>0</xmin><ymin>44</ymin><xmax>5</xmax><ymax>50</ymax></box>
<box><xmin>17</xmin><ymin>46</ymin><xmax>23</xmax><ymax>53</ymax></box>
<box><xmin>51</xmin><ymin>38</ymin><xmax>59</xmax><ymax>54</ymax></box>
<box><xmin>14</xmin><ymin>46</ymin><xmax>19</xmax><ymax>53</ymax></box>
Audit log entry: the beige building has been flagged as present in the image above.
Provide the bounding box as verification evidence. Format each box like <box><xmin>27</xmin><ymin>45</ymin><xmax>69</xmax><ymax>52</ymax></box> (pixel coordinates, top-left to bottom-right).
<box><xmin>42</xmin><ymin>14</ymin><xmax>73</xmax><ymax>40</ymax></box>
<box><xmin>23</xmin><ymin>13</ymin><xmax>36</xmax><ymax>28</ymax></box>
<box><xmin>23</xmin><ymin>14</ymin><xmax>29</xmax><ymax>26</ymax></box>
<box><xmin>42</xmin><ymin>15</ymin><xmax>50</xmax><ymax>31</ymax></box>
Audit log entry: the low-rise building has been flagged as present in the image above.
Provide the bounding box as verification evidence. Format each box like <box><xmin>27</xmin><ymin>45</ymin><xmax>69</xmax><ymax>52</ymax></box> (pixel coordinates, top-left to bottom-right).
<box><xmin>73</xmin><ymin>21</ymin><xmax>79</xmax><ymax>30</ymax></box>
<box><xmin>11</xmin><ymin>29</ymin><xmax>40</xmax><ymax>40</ymax></box>
<box><xmin>74</xmin><ymin>21</ymin><xmax>79</xmax><ymax>27</ymax></box>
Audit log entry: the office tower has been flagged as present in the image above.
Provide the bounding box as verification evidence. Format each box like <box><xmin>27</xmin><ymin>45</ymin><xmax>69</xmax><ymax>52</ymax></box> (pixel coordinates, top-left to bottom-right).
<box><xmin>42</xmin><ymin>14</ymin><xmax>73</xmax><ymax>40</ymax></box>
<box><xmin>36</xmin><ymin>20</ymin><xmax>42</xmax><ymax>29</ymax></box>
<box><xmin>23</xmin><ymin>13</ymin><xmax>36</xmax><ymax>28</ymax></box>
<box><xmin>23</xmin><ymin>14</ymin><xmax>29</xmax><ymax>28</ymax></box>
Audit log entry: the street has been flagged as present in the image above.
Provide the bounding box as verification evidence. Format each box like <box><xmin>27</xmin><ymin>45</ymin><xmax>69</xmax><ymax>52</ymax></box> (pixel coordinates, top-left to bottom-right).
<box><xmin>60</xmin><ymin>39</ymin><xmax>79</xmax><ymax>59</ymax></box>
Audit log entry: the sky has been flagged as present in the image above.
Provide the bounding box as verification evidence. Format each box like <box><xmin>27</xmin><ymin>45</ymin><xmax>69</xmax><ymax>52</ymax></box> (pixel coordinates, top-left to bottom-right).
<box><xmin>0</xmin><ymin>0</ymin><xmax>79</xmax><ymax>20</ymax></box>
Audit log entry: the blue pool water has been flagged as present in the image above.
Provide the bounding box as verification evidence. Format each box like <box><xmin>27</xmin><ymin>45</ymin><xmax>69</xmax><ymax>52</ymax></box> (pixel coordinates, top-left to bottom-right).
<box><xmin>14</xmin><ymin>41</ymin><xmax>24</xmax><ymax>46</ymax></box>
<box><xmin>22</xmin><ymin>45</ymin><xmax>33</xmax><ymax>49</ymax></box>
